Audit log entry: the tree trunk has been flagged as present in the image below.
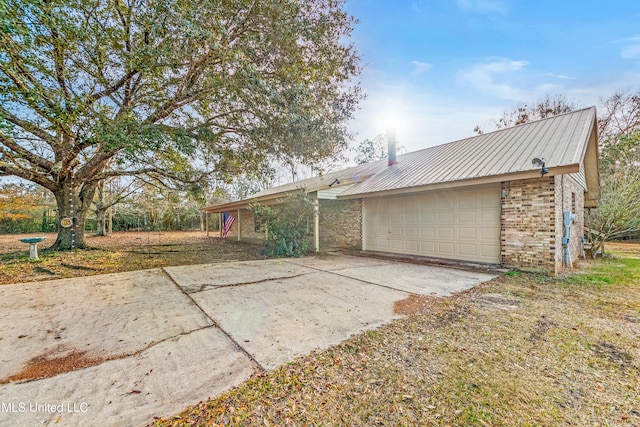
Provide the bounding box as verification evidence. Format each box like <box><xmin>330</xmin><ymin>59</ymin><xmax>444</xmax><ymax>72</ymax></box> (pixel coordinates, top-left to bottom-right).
<box><xmin>95</xmin><ymin>179</ymin><xmax>108</xmax><ymax>236</ymax></box>
<box><xmin>51</xmin><ymin>182</ymin><xmax>96</xmax><ymax>250</ymax></box>
<box><xmin>96</xmin><ymin>207</ymin><xmax>107</xmax><ymax>236</ymax></box>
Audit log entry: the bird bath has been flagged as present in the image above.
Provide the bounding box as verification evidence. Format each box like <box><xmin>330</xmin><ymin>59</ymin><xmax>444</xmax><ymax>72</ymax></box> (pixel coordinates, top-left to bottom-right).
<box><xmin>19</xmin><ymin>237</ymin><xmax>46</xmax><ymax>260</ymax></box>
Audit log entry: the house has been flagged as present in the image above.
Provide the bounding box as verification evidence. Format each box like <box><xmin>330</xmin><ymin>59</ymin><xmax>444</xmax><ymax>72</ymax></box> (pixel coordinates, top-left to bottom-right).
<box><xmin>202</xmin><ymin>107</ymin><xmax>600</xmax><ymax>275</ymax></box>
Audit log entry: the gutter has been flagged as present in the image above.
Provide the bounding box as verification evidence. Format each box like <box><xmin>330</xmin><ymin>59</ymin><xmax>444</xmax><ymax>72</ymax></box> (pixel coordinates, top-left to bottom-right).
<box><xmin>336</xmin><ymin>164</ymin><xmax>581</xmax><ymax>200</ymax></box>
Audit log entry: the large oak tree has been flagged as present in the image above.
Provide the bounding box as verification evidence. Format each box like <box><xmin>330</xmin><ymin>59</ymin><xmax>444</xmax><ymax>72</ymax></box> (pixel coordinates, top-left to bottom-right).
<box><xmin>0</xmin><ymin>0</ymin><xmax>361</xmax><ymax>249</ymax></box>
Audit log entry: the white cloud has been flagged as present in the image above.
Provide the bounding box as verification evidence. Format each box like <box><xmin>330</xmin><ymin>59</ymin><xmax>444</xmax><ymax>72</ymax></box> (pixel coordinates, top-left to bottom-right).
<box><xmin>545</xmin><ymin>73</ymin><xmax>575</xmax><ymax>80</ymax></box>
<box><xmin>411</xmin><ymin>1</ymin><xmax>428</xmax><ymax>14</ymax></box>
<box><xmin>455</xmin><ymin>0</ymin><xmax>509</xmax><ymax>14</ymax></box>
<box><xmin>616</xmin><ymin>36</ymin><xmax>640</xmax><ymax>59</ymax></box>
<box><xmin>460</xmin><ymin>58</ymin><xmax>565</xmax><ymax>102</ymax></box>
<box><xmin>461</xmin><ymin>58</ymin><xmax>529</xmax><ymax>101</ymax></box>
<box><xmin>411</xmin><ymin>60</ymin><xmax>432</xmax><ymax>77</ymax></box>
<box><xmin>621</xmin><ymin>44</ymin><xmax>640</xmax><ymax>59</ymax></box>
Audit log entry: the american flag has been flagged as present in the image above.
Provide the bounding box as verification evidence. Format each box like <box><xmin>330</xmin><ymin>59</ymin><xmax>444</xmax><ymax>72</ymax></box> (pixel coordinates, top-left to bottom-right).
<box><xmin>221</xmin><ymin>211</ymin><xmax>235</xmax><ymax>238</ymax></box>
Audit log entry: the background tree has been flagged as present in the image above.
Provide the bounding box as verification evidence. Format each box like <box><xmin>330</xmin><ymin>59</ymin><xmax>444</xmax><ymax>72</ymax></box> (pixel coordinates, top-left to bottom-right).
<box><xmin>586</xmin><ymin>166</ymin><xmax>640</xmax><ymax>254</ymax></box>
<box><xmin>474</xmin><ymin>94</ymin><xmax>577</xmax><ymax>134</ymax></box>
<box><xmin>589</xmin><ymin>90</ymin><xmax>640</xmax><ymax>248</ymax></box>
<box><xmin>598</xmin><ymin>90</ymin><xmax>640</xmax><ymax>142</ymax></box>
<box><xmin>598</xmin><ymin>90</ymin><xmax>640</xmax><ymax>171</ymax></box>
<box><xmin>353</xmin><ymin>133</ymin><xmax>405</xmax><ymax>165</ymax></box>
<box><xmin>94</xmin><ymin>176</ymin><xmax>146</xmax><ymax>235</ymax></box>
<box><xmin>0</xmin><ymin>0</ymin><xmax>361</xmax><ymax>249</ymax></box>
<box><xmin>354</xmin><ymin>134</ymin><xmax>387</xmax><ymax>165</ymax></box>
<box><xmin>0</xmin><ymin>182</ymin><xmax>55</xmax><ymax>233</ymax></box>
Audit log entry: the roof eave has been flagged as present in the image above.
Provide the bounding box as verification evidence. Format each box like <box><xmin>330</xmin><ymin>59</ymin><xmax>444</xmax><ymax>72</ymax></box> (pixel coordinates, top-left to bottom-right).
<box><xmin>582</xmin><ymin>117</ymin><xmax>601</xmax><ymax>206</ymax></box>
<box><xmin>200</xmin><ymin>174</ymin><xmax>378</xmax><ymax>213</ymax></box>
<box><xmin>338</xmin><ymin>165</ymin><xmax>580</xmax><ymax>199</ymax></box>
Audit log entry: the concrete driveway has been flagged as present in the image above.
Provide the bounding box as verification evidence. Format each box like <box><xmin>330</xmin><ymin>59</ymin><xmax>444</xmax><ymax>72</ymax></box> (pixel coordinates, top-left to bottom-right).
<box><xmin>0</xmin><ymin>254</ymin><xmax>496</xmax><ymax>426</ymax></box>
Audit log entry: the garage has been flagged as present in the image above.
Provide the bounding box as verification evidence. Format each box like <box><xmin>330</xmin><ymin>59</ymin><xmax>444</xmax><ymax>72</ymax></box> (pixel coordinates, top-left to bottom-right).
<box><xmin>362</xmin><ymin>184</ymin><xmax>501</xmax><ymax>264</ymax></box>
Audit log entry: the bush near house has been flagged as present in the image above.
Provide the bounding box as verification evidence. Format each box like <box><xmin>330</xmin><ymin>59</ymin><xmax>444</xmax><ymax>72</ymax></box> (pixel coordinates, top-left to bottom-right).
<box><xmin>250</xmin><ymin>190</ymin><xmax>315</xmax><ymax>257</ymax></box>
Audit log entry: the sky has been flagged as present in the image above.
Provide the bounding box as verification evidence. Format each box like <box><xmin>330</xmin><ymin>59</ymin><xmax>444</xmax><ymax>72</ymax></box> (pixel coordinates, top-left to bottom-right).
<box><xmin>343</xmin><ymin>0</ymin><xmax>640</xmax><ymax>153</ymax></box>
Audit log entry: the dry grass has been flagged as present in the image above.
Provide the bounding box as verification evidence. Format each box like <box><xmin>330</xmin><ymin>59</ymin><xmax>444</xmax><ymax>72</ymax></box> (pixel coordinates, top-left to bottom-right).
<box><xmin>0</xmin><ymin>347</ymin><xmax>108</xmax><ymax>385</ymax></box>
<box><xmin>2</xmin><ymin>233</ymin><xmax>638</xmax><ymax>425</ymax></box>
<box><xmin>0</xmin><ymin>231</ymin><xmax>265</xmax><ymax>285</ymax></box>
<box><xmin>606</xmin><ymin>241</ymin><xmax>640</xmax><ymax>258</ymax></box>
<box><xmin>152</xmin><ymin>256</ymin><xmax>640</xmax><ymax>427</ymax></box>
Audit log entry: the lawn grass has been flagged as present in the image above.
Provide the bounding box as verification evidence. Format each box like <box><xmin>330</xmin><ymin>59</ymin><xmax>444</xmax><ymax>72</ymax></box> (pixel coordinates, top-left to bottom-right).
<box><xmin>152</xmin><ymin>256</ymin><xmax>640</xmax><ymax>426</ymax></box>
<box><xmin>0</xmin><ymin>231</ymin><xmax>265</xmax><ymax>285</ymax></box>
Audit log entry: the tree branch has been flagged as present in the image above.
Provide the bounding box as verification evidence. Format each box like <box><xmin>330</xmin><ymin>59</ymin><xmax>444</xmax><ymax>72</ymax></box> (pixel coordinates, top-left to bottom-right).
<box><xmin>89</xmin><ymin>165</ymin><xmax>214</xmax><ymax>185</ymax></box>
<box><xmin>100</xmin><ymin>181</ymin><xmax>146</xmax><ymax>210</ymax></box>
<box><xmin>74</xmin><ymin>147</ymin><xmax>121</xmax><ymax>181</ymax></box>
<box><xmin>0</xmin><ymin>106</ymin><xmax>56</xmax><ymax>145</ymax></box>
<box><xmin>85</xmin><ymin>69</ymin><xmax>139</xmax><ymax>106</ymax></box>
<box><xmin>0</xmin><ymin>150</ymin><xmax>56</xmax><ymax>191</ymax></box>
<box><xmin>0</xmin><ymin>132</ymin><xmax>54</xmax><ymax>171</ymax></box>
<box><xmin>50</xmin><ymin>28</ymin><xmax>71</xmax><ymax>102</ymax></box>
<box><xmin>89</xmin><ymin>167</ymin><xmax>159</xmax><ymax>182</ymax></box>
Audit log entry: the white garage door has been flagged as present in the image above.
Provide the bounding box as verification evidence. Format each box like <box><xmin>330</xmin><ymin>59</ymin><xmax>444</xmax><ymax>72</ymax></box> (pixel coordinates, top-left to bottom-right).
<box><xmin>363</xmin><ymin>185</ymin><xmax>501</xmax><ymax>263</ymax></box>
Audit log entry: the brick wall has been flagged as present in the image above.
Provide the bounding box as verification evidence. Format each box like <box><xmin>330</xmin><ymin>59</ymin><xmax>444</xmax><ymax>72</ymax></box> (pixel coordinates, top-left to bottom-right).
<box><xmin>501</xmin><ymin>175</ymin><xmax>585</xmax><ymax>274</ymax></box>
<box><xmin>237</xmin><ymin>208</ymin><xmax>267</xmax><ymax>243</ymax></box>
<box><xmin>501</xmin><ymin>177</ymin><xmax>556</xmax><ymax>272</ymax></box>
<box><xmin>554</xmin><ymin>175</ymin><xmax>585</xmax><ymax>273</ymax></box>
<box><xmin>318</xmin><ymin>199</ymin><xmax>362</xmax><ymax>250</ymax></box>
<box><xmin>213</xmin><ymin>209</ymin><xmax>265</xmax><ymax>243</ymax></box>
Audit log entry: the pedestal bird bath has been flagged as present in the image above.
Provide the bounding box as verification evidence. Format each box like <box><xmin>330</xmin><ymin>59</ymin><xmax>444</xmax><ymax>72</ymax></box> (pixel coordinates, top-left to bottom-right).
<box><xmin>19</xmin><ymin>237</ymin><xmax>46</xmax><ymax>260</ymax></box>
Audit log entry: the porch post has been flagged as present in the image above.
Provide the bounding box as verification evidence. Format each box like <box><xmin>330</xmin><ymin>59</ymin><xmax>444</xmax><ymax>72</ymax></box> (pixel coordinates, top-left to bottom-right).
<box><xmin>314</xmin><ymin>199</ymin><xmax>320</xmax><ymax>252</ymax></box>
<box><xmin>205</xmin><ymin>212</ymin><xmax>209</xmax><ymax>237</ymax></box>
<box><xmin>219</xmin><ymin>212</ymin><xmax>222</xmax><ymax>238</ymax></box>
<box><xmin>237</xmin><ymin>209</ymin><xmax>241</xmax><ymax>241</ymax></box>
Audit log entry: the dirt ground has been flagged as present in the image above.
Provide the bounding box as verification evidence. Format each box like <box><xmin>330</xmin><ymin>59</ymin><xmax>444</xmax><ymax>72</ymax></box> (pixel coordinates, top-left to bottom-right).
<box><xmin>605</xmin><ymin>240</ymin><xmax>640</xmax><ymax>257</ymax></box>
<box><xmin>0</xmin><ymin>231</ymin><xmax>266</xmax><ymax>285</ymax></box>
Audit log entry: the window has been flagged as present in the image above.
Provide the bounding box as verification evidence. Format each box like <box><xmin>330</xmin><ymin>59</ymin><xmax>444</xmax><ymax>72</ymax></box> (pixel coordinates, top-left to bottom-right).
<box><xmin>254</xmin><ymin>212</ymin><xmax>264</xmax><ymax>233</ymax></box>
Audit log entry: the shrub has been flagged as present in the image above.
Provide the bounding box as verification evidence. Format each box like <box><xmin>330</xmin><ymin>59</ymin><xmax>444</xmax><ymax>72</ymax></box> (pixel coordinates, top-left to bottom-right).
<box><xmin>250</xmin><ymin>189</ymin><xmax>314</xmax><ymax>257</ymax></box>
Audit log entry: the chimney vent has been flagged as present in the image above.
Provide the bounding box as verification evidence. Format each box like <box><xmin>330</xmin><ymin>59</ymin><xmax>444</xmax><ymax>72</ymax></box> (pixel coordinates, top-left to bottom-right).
<box><xmin>387</xmin><ymin>129</ymin><xmax>397</xmax><ymax>166</ymax></box>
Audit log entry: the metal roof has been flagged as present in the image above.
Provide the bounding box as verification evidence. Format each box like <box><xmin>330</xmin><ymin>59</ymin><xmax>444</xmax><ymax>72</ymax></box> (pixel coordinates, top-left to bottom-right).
<box><xmin>201</xmin><ymin>159</ymin><xmax>389</xmax><ymax>212</ymax></box>
<box><xmin>249</xmin><ymin>159</ymin><xmax>388</xmax><ymax>199</ymax></box>
<box><xmin>340</xmin><ymin>106</ymin><xmax>598</xmax><ymax>197</ymax></box>
<box><xmin>203</xmin><ymin>107</ymin><xmax>599</xmax><ymax>212</ymax></box>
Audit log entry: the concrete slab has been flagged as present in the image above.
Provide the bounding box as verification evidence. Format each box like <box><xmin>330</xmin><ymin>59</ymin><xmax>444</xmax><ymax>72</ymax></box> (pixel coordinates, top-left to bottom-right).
<box><xmin>0</xmin><ymin>255</ymin><xmax>498</xmax><ymax>427</ymax></box>
<box><xmin>164</xmin><ymin>259</ymin><xmax>316</xmax><ymax>293</ymax></box>
<box><xmin>0</xmin><ymin>269</ymin><xmax>212</xmax><ymax>381</ymax></box>
<box><xmin>282</xmin><ymin>253</ymin><xmax>394</xmax><ymax>271</ymax></box>
<box><xmin>192</xmin><ymin>272</ymin><xmax>406</xmax><ymax>370</ymax></box>
<box><xmin>0</xmin><ymin>327</ymin><xmax>255</xmax><ymax>427</ymax></box>
<box><xmin>334</xmin><ymin>263</ymin><xmax>497</xmax><ymax>296</ymax></box>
